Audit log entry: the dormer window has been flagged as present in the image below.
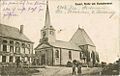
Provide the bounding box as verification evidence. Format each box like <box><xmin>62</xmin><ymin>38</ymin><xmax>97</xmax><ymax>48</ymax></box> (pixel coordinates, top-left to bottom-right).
<box><xmin>10</xmin><ymin>41</ymin><xmax>14</xmax><ymax>44</ymax></box>
<box><xmin>3</xmin><ymin>40</ymin><xmax>7</xmax><ymax>44</ymax></box>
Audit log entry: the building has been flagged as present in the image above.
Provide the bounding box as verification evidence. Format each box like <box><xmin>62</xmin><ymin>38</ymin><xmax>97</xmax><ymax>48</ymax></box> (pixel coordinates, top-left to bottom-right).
<box><xmin>0</xmin><ymin>24</ymin><xmax>34</xmax><ymax>64</ymax></box>
<box><xmin>35</xmin><ymin>2</ymin><xmax>99</xmax><ymax>66</ymax></box>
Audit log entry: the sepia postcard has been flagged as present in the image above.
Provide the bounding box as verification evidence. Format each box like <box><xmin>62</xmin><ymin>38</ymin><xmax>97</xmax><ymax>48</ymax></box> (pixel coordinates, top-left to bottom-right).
<box><xmin>0</xmin><ymin>0</ymin><xmax>120</xmax><ymax>76</ymax></box>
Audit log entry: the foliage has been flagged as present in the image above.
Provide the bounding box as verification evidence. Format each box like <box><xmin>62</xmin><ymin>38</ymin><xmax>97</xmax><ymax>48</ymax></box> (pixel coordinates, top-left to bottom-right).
<box><xmin>0</xmin><ymin>64</ymin><xmax>39</xmax><ymax>75</ymax></box>
<box><xmin>101</xmin><ymin>63</ymin><xmax>119</xmax><ymax>75</ymax></box>
<box><xmin>66</xmin><ymin>61</ymin><xmax>73</xmax><ymax>67</ymax></box>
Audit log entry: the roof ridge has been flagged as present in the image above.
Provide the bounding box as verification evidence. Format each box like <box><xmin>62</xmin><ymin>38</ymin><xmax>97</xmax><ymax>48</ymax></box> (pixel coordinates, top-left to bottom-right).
<box><xmin>0</xmin><ymin>23</ymin><xmax>19</xmax><ymax>30</ymax></box>
<box><xmin>0</xmin><ymin>24</ymin><xmax>33</xmax><ymax>43</ymax></box>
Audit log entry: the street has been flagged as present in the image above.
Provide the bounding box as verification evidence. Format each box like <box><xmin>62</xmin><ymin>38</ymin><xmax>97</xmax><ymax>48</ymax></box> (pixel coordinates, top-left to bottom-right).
<box><xmin>32</xmin><ymin>66</ymin><xmax>103</xmax><ymax>76</ymax></box>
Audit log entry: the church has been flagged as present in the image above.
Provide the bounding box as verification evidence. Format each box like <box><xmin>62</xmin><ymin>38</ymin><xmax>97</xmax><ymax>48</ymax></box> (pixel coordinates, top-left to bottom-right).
<box><xmin>35</xmin><ymin>2</ymin><xmax>99</xmax><ymax>66</ymax></box>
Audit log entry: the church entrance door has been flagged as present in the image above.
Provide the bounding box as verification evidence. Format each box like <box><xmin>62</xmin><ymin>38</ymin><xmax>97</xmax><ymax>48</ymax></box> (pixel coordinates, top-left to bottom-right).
<box><xmin>41</xmin><ymin>54</ymin><xmax>45</xmax><ymax>65</ymax></box>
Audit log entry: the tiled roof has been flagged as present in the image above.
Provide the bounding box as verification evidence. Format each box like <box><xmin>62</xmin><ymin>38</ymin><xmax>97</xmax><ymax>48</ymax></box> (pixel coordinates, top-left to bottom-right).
<box><xmin>35</xmin><ymin>40</ymin><xmax>81</xmax><ymax>51</ymax></box>
<box><xmin>49</xmin><ymin>40</ymin><xmax>81</xmax><ymax>51</ymax></box>
<box><xmin>70</xmin><ymin>28</ymin><xmax>95</xmax><ymax>46</ymax></box>
<box><xmin>0</xmin><ymin>24</ymin><xmax>32</xmax><ymax>42</ymax></box>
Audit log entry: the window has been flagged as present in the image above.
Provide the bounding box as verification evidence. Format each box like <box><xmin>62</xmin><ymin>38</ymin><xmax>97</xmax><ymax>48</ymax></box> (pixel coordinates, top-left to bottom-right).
<box><xmin>15</xmin><ymin>42</ymin><xmax>20</xmax><ymax>53</ymax></box>
<box><xmin>2</xmin><ymin>56</ymin><xmax>6</xmax><ymax>62</ymax></box>
<box><xmin>3</xmin><ymin>45</ymin><xmax>7</xmax><ymax>52</ymax></box>
<box><xmin>9</xmin><ymin>41</ymin><xmax>14</xmax><ymax>52</ymax></box>
<box><xmin>55</xmin><ymin>50</ymin><xmax>59</xmax><ymax>58</ymax></box>
<box><xmin>3</xmin><ymin>40</ymin><xmax>7</xmax><ymax>52</ymax></box>
<box><xmin>9</xmin><ymin>56</ymin><xmax>13</xmax><ymax>62</ymax></box>
<box><xmin>15</xmin><ymin>42</ymin><xmax>20</xmax><ymax>46</ymax></box>
<box><xmin>10</xmin><ymin>46</ymin><xmax>14</xmax><ymax>52</ymax></box>
<box><xmin>91</xmin><ymin>51</ymin><xmax>95</xmax><ymax>58</ymax></box>
<box><xmin>50</xmin><ymin>31</ymin><xmax>54</xmax><ymax>35</ymax></box>
<box><xmin>22</xmin><ymin>43</ymin><xmax>25</xmax><ymax>54</ymax></box>
<box><xmin>10</xmin><ymin>41</ymin><xmax>14</xmax><ymax>44</ymax></box>
<box><xmin>28</xmin><ymin>48</ymin><xmax>30</xmax><ymax>54</ymax></box>
<box><xmin>26</xmin><ymin>48</ymin><xmax>30</xmax><ymax>54</ymax></box>
<box><xmin>69</xmin><ymin>51</ymin><xmax>72</xmax><ymax>59</ymax></box>
<box><xmin>28</xmin><ymin>57</ymin><xmax>30</xmax><ymax>62</ymax></box>
<box><xmin>3</xmin><ymin>40</ymin><xmax>7</xmax><ymax>44</ymax></box>
<box><xmin>15</xmin><ymin>47</ymin><xmax>20</xmax><ymax>53</ymax></box>
<box><xmin>28</xmin><ymin>44</ymin><xmax>30</xmax><ymax>47</ymax></box>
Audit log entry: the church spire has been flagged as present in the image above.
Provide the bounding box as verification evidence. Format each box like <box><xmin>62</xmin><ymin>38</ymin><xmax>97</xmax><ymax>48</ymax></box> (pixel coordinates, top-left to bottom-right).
<box><xmin>40</xmin><ymin>1</ymin><xmax>56</xmax><ymax>42</ymax></box>
<box><xmin>45</xmin><ymin>1</ymin><xmax>51</xmax><ymax>27</ymax></box>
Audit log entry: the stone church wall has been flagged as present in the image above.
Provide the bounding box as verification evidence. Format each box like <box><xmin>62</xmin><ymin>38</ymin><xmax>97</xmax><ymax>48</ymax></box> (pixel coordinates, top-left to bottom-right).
<box><xmin>61</xmin><ymin>49</ymin><xmax>80</xmax><ymax>65</ymax></box>
<box><xmin>53</xmin><ymin>48</ymin><xmax>61</xmax><ymax>65</ymax></box>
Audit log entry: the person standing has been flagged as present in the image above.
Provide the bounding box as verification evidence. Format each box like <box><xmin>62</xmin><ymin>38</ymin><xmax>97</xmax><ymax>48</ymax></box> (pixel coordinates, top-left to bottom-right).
<box><xmin>77</xmin><ymin>62</ymin><xmax>82</xmax><ymax>75</ymax></box>
<box><xmin>72</xmin><ymin>60</ymin><xmax>77</xmax><ymax>75</ymax></box>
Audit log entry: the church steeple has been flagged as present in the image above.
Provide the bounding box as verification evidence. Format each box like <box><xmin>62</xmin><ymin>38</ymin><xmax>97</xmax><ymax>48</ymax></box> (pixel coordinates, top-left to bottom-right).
<box><xmin>40</xmin><ymin>1</ymin><xmax>56</xmax><ymax>43</ymax></box>
<box><xmin>45</xmin><ymin>1</ymin><xmax>51</xmax><ymax>27</ymax></box>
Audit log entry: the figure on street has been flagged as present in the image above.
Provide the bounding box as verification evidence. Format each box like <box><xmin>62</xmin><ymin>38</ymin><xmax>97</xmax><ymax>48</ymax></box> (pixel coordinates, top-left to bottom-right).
<box><xmin>77</xmin><ymin>62</ymin><xmax>82</xmax><ymax>75</ymax></box>
<box><xmin>72</xmin><ymin>60</ymin><xmax>77</xmax><ymax>75</ymax></box>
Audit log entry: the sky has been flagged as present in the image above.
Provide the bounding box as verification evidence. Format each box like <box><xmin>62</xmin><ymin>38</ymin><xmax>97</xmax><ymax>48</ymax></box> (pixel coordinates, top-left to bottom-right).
<box><xmin>0</xmin><ymin>0</ymin><xmax>120</xmax><ymax>63</ymax></box>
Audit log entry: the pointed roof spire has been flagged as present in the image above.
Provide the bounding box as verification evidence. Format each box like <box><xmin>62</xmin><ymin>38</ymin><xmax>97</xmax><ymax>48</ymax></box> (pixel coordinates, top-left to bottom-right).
<box><xmin>45</xmin><ymin>0</ymin><xmax>51</xmax><ymax>27</ymax></box>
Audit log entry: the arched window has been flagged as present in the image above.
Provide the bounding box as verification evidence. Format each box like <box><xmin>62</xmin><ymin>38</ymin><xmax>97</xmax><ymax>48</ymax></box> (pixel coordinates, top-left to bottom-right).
<box><xmin>10</xmin><ymin>41</ymin><xmax>14</xmax><ymax>52</ymax></box>
<box><xmin>69</xmin><ymin>51</ymin><xmax>72</xmax><ymax>59</ymax></box>
<box><xmin>91</xmin><ymin>51</ymin><xmax>95</xmax><ymax>59</ymax></box>
<box><xmin>22</xmin><ymin>43</ymin><xmax>25</xmax><ymax>53</ymax></box>
<box><xmin>15</xmin><ymin>42</ymin><xmax>20</xmax><ymax>53</ymax></box>
<box><xmin>3</xmin><ymin>40</ymin><xmax>7</xmax><ymax>52</ymax></box>
<box><xmin>10</xmin><ymin>41</ymin><xmax>14</xmax><ymax>44</ymax></box>
<box><xmin>55</xmin><ymin>50</ymin><xmax>59</xmax><ymax>58</ymax></box>
<box><xmin>3</xmin><ymin>40</ymin><xmax>7</xmax><ymax>44</ymax></box>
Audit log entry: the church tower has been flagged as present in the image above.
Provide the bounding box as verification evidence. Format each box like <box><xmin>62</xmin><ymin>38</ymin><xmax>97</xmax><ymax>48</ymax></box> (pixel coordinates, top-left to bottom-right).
<box><xmin>40</xmin><ymin>1</ymin><xmax>56</xmax><ymax>42</ymax></box>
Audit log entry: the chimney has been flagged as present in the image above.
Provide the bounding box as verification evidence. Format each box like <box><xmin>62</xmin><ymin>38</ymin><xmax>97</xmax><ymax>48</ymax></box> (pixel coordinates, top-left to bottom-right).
<box><xmin>20</xmin><ymin>25</ymin><xmax>24</xmax><ymax>33</ymax></box>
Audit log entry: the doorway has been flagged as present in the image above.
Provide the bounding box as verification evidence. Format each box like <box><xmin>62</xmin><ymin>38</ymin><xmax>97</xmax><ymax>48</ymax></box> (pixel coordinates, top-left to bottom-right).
<box><xmin>41</xmin><ymin>54</ymin><xmax>45</xmax><ymax>65</ymax></box>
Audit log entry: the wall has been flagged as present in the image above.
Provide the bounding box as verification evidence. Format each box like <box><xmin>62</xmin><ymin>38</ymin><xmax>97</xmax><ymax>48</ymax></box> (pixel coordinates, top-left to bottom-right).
<box><xmin>53</xmin><ymin>48</ymin><xmax>61</xmax><ymax>65</ymax></box>
<box><xmin>0</xmin><ymin>37</ymin><xmax>33</xmax><ymax>63</ymax></box>
<box><xmin>53</xmin><ymin>47</ymin><xmax>81</xmax><ymax>65</ymax></box>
